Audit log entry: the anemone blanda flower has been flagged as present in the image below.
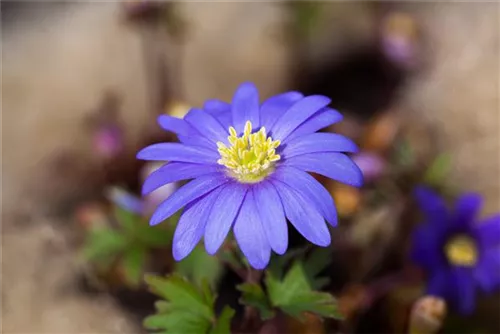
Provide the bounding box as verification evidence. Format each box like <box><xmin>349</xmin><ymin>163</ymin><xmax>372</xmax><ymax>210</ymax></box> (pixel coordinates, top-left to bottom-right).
<box><xmin>411</xmin><ymin>187</ymin><xmax>500</xmax><ymax>314</ymax></box>
<box><xmin>137</xmin><ymin>82</ymin><xmax>363</xmax><ymax>269</ymax></box>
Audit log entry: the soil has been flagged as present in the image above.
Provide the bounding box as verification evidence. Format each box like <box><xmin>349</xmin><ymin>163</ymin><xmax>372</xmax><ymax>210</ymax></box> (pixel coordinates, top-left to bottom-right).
<box><xmin>2</xmin><ymin>216</ymin><xmax>139</xmax><ymax>333</ymax></box>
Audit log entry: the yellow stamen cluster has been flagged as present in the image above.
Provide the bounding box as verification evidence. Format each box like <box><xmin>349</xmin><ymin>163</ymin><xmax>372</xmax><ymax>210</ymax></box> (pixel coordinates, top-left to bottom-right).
<box><xmin>444</xmin><ymin>235</ymin><xmax>478</xmax><ymax>267</ymax></box>
<box><xmin>217</xmin><ymin>121</ymin><xmax>281</xmax><ymax>183</ymax></box>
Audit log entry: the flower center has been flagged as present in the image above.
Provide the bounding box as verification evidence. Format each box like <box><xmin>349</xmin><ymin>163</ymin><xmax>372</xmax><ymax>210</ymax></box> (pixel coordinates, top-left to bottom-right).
<box><xmin>217</xmin><ymin>121</ymin><xmax>281</xmax><ymax>183</ymax></box>
<box><xmin>444</xmin><ymin>235</ymin><xmax>478</xmax><ymax>267</ymax></box>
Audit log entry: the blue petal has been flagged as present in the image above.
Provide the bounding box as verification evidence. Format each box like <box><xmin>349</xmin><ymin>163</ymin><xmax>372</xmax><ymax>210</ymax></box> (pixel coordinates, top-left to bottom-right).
<box><xmin>204</xmin><ymin>99</ymin><xmax>230</xmax><ymax>116</ymax></box>
<box><xmin>157</xmin><ymin>115</ymin><xmax>192</xmax><ymax>136</ymax></box>
<box><xmin>272</xmin><ymin>167</ymin><xmax>337</xmax><ymax>226</ymax></box>
<box><xmin>413</xmin><ymin>186</ymin><xmax>448</xmax><ymax>225</ymax></box>
<box><xmin>137</xmin><ymin>143</ymin><xmax>218</xmax><ymax>164</ymax></box>
<box><xmin>474</xmin><ymin>248</ymin><xmax>500</xmax><ymax>291</ymax></box>
<box><xmin>253</xmin><ymin>181</ymin><xmax>288</xmax><ymax>254</ymax></box>
<box><xmin>142</xmin><ymin>162</ymin><xmax>221</xmax><ymax>195</ymax></box>
<box><xmin>184</xmin><ymin>108</ymin><xmax>229</xmax><ymax>144</ymax></box>
<box><xmin>149</xmin><ymin>174</ymin><xmax>228</xmax><ymax>226</ymax></box>
<box><xmin>451</xmin><ymin>267</ymin><xmax>476</xmax><ymax>315</ymax></box>
<box><xmin>285</xmin><ymin>108</ymin><xmax>343</xmax><ymax>143</ymax></box>
<box><xmin>259</xmin><ymin>91</ymin><xmax>303</xmax><ymax>130</ymax></box>
<box><xmin>452</xmin><ymin>193</ymin><xmax>482</xmax><ymax>230</ymax></box>
<box><xmin>233</xmin><ymin>191</ymin><xmax>272</xmax><ymax>269</ymax></box>
<box><xmin>270</xmin><ymin>95</ymin><xmax>331</xmax><ymax>141</ymax></box>
<box><xmin>271</xmin><ymin>180</ymin><xmax>331</xmax><ymax>247</ymax></box>
<box><xmin>157</xmin><ymin>115</ymin><xmax>215</xmax><ymax>149</ymax></box>
<box><xmin>232</xmin><ymin>82</ymin><xmax>260</xmax><ymax>133</ymax></box>
<box><xmin>410</xmin><ymin>223</ymin><xmax>446</xmax><ymax>271</ymax></box>
<box><xmin>426</xmin><ymin>269</ymin><xmax>452</xmax><ymax>299</ymax></box>
<box><xmin>176</xmin><ymin>134</ymin><xmax>216</xmax><ymax>149</ymax></box>
<box><xmin>283</xmin><ymin>152</ymin><xmax>363</xmax><ymax>187</ymax></box>
<box><xmin>475</xmin><ymin>214</ymin><xmax>500</xmax><ymax>247</ymax></box>
<box><xmin>204</xmin><ymin>183</ymin><xmax>248</xmax><ymax>254</ymax></box>
<box><xmin>280</xmin><ymin>132</ymin><xmax>358</xmax><ymax>159</ymax></box>
<box><xmin>172</xmin><ymin>187</ymin><xmax>224</xmax><ymax>261</ymax></box>
<box><xmin>204</xmin><ymin>99</ymin><xmax>232</xmax><ymax>128</ymax></box>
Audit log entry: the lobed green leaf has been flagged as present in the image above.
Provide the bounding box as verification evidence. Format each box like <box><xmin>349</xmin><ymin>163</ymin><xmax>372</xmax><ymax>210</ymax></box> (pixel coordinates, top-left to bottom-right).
<box><xmin>237</xmin><ymin>283</ymin><xmax>274</xmax><ymax>320</ymax></box>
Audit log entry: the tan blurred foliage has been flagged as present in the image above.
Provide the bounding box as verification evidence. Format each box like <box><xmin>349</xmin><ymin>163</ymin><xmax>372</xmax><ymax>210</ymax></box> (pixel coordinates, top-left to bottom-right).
<box><xmin>397</xmin><ymin>2</ymin><xmax>500</xmax><ymax>215</ymax></box>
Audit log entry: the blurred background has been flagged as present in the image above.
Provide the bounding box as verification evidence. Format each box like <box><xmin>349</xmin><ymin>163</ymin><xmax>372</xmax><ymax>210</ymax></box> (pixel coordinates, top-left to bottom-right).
<box><xmin>2</xmin><ymin>1</ymin><xmax>499</xmax><ymax>333</ymax></box>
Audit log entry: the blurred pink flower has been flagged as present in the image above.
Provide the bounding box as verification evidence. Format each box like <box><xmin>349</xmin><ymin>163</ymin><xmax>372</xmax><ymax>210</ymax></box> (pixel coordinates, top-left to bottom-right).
<box><xmin>93</xmin><ymin>124</ymin><xmax>123</xmax><ymax>159</ymax></box>
<box><xmin>352</xmin><ymin>152</ymin><xmax>386</xmax><ymax>182</ymax></box>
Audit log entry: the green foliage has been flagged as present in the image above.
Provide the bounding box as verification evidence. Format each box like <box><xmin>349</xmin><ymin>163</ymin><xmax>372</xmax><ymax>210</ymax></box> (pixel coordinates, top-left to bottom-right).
<box><xmin>81</xmin><ymin>205</ymin><xmax>174</xmax><ymax>287</ymax></box>
<box><xmin>237</xmin><ymin>283</ymin><xmax>274</xmax><ymax>320</ymax></box>
<box><xmin>423</xmin><ymin>153</ymin><xmax>452</xmax><ymax>186</ymax></box>
<box><xmin>175</xmin><ymin>246</ymin><xmax>224</xmax><ymax>289</ymax></box>
<box><xmin>208</xmin><ymin>307</ymin><xmax>235</xmax><ymax>334</ymax></box>
<box><xmin>114</xmin><ymin>206</ymin><xmax>173</xmax><ymax>247</ymax></box>
<box><xmin>290</xmin><ymin>2</ymin><xmax>323</xmax><ymax>38</ymax></box>
<box><xmin>81</xmin><ymin>228</ymin><xmax>128</xmax><ymax>267</ymax></box>
<box><xmin>266</xmin><ymin>261</ymin><xmax>342</xmax><ymax>320</ymax></box>
<box><xmin>122</xmin><ymin>244</ymin><xmax>148</xmax><ymax>286</ymax></box>
<box><xmin>144</xmin><ymin>274</ymin><xmax>234</xmax><ymax>334</ymax></box>
<box><xmin>237</xmin><ymin>247</ymin><xmax>342</xmax><ymax>322</ymax></box>
<box><xmin>393</xmin><ymin>139</ymin><xmax>416</xmax><ymax>168</ymax></box>
<box><xmin>302</xmin><ymin>247</ymin><xmax>332</xmax><ymax>290</ymax></box>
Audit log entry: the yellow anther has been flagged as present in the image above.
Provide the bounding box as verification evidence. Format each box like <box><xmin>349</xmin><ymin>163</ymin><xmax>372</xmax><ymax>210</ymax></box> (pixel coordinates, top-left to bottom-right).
<box><xmin>217</xmin><ymin>121</ymin><xmax>281</xmax><ymax>183</ymax></box>
<box><xmin>444</xmin><ymin>235</ymin><xmax>478</xmax><ymax>267</ymax></box>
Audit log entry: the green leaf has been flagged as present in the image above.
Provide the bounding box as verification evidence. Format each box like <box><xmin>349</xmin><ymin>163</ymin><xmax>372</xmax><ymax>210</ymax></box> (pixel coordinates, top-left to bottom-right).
<box><xmin>81</xmin><ymin>228</ymin><xmax>128</xmax><ymax>264</ymax></box>
<box><xmin>114</xmin><ymin>205</ymin><xmax>172</xmax><ymax>247</ymax></box>
<box><xmin>266</xmin><ymin>261</ymin><xmax>342</xmax><ymax>320</ymax></box>
<box><xmin>394</xmin><ymin>139</ymin><xmax>415</xmax><ymax>167</ymax></box>
<box><xmin>145</xmin><ymin>274</ymin><xmax>214</xmax><ymax>320</ymax></box>
<box><xmin>291</xmin><ymin>2</ymin><xmax>323</xmax><ymax>37</ymax></box>
<box><xmin>144</xmin><ymin>274</ymin><xmax>234</xmax><ymax>334</ymax></box>
<box><xmin>144</xmin><ymin>311</ymin><xmax>211</xmax><ymax>334</ymax></box>
<box><xmin>114</xmin><ymin>206</ymin><xmax>139</xmax><ymax>232</ymax></box>
<box><xmin>268</xmin><ymin>246</ymin><xmax>309</xmax><ymax>280</ymax></box>
<box><xmin>267</xmin><ymin>262</ymin><xmax>310</xmax><ymax>304</ymax></box>
<box><xmin>122</xmin><ymin>244</ymin><xmax>147</xmax><ymax>286</ymax></box>
<box><xmin>302</xmin><ymin>248</ymin><xmax>332</xmax><ymax>289</ymax></box>
<box><xmin>154</xmin><ymin>300</ymin><xmax>171</xmax><ymax>314</ymax></box>
<box><xmin>237</xmin><ymin>283</ymin><xmax>274</xmax><ymax>320</ymax></box>
<box><xmin>135</xmin><ymin>224</ymin><xmax>173</xmax><ymax>247</ymax></box>
<box><xmin>201</xmin><ymin>279</ymin><xmax>216</xmax><ymax>307</ymax></box>
<box><xmin>175</xmin><ymin>246</ymin><xmax>224</xmax><ymax>289</ymax></box>
<box><xmin>280</xmin><ymin>291</ymin><xmax>342</xmax><ymax>319</ymax></box>
<box><xmin>209</xmin><ymin>306</ymin><xmax>235</xmax><ymax>334</ymax></box>
<box><xmin>424</xmin><ymin>153</ymin><xmax>452</xmax><ymax>186</ymax></box>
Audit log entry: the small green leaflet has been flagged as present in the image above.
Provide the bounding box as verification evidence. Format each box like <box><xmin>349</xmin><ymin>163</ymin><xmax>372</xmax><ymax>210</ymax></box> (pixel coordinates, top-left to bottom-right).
<box><xmin>208</xmin><ymin>307</ymin><xmax>235</xmax><ymax>334</ymax></box>
<box><xmin>237</xmin><ymin>248</ymin><xmax>342</xmax><ymax>322</ymax></box>
<box><xmin>81</xmin><ymin>205</ymin><xmax>176</xmax><ymax>287</ymax></box>
<box><xmin>266</xmin><ymin>260</ymin><xmax>342</xmax><ymax>320</ymax></box>
<box><xmin>114</xmin><ymin>206</ymin><xmax>172</xmax><ymax>247</ymax></box>
<box><xmin>81</xmin><ymin>227</ymin><xmax>127</xmax><ymax>267</ymax></box>
<box><xmin>423</xmin><ymin>153</ymin><xmax>452</xmax><ymax>186</ymax></box>
<box><xmin>302</xmin><ymin>247</ymin><xmax>332</xmax><ymax>290</ymax></box>
<box><xmin>237</xmin><ymin>283</ymin><xmax>274</xmax><ymax>320</ymax></box>
<box><xmin>122</xmin><ymin>244</ymin><xmax>147</xmax><ymax>286</ymax></box>
<box><xmin>291</xmin><ymin>2</ymin><xmax>323</xmax><ymax>37</ymax></box>
<box><xmin>144</xmin><ymin>274</ymin><xmax>234</xmax><ymax>334</ymax></box>
<box><xmin>175</xmin><ymin>246</ymin><xmax>224</xmax><ymax>289</ymax></box>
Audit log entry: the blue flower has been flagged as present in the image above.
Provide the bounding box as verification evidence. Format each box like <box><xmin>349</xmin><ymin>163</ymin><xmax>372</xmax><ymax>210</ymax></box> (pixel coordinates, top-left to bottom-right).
<box><xmin>411</xmin><ymin>186</ymin><xmax>500</xmax><ymax>314</ymax></box>
<box><xmin>137</xmin><ymin>82</ymin><xmax>362</xmax><ymax>269</ymax></box>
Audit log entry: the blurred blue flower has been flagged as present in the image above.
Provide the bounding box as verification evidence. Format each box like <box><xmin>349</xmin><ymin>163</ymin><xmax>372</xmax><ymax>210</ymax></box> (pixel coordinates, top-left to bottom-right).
<box><xmin>411</xmin><ymin>187</ymin><xmax>500</xmax><ymax>314</ymax></box>
<box><xmin>107</xmin><ymin>187</ymin><xmax>144</xmax><ymax>215</ymax></box>
<box><xmin>137</xmin><ymin>82</ymin><xmax>362</xmax><ymax>269</ymax></box>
